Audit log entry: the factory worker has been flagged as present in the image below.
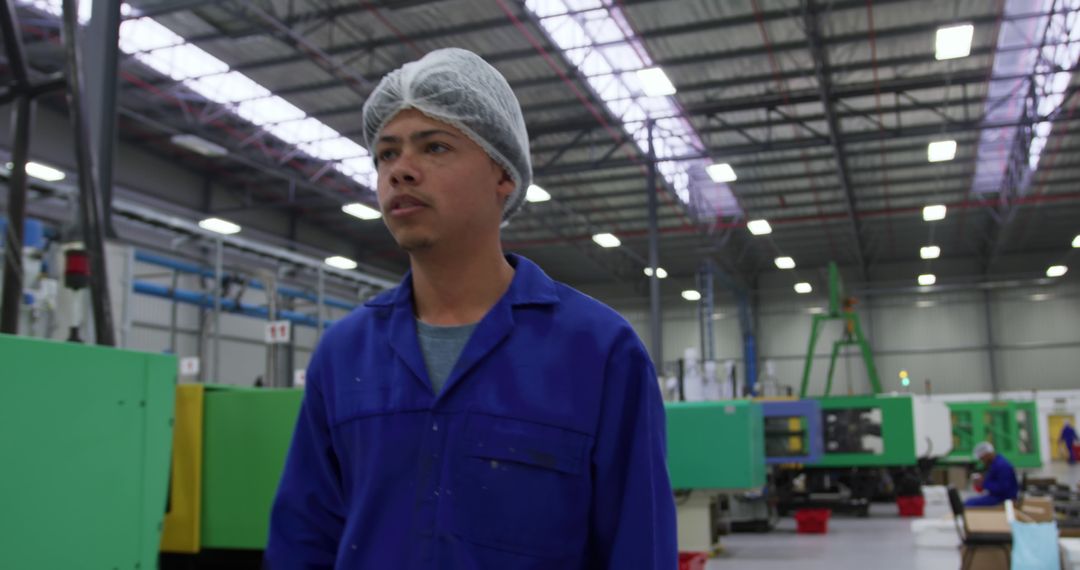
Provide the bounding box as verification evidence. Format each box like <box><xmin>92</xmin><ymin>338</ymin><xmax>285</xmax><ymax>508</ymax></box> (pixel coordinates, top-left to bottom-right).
<box><xmin>965</xmin><ymin>441</ymin><xmax>1018</xmax><ymax>508</ymax></box>
<box><xmin>265</xmin><ymin>48</ymin><xmax>676</xmax><ymax>569</ymax></box>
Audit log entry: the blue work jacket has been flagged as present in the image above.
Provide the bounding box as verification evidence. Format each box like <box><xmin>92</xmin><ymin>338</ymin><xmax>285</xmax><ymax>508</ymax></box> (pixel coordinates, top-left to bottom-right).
<box><xmin>982</xmin><ymin>454</ymin><xmax>1019</xmax><ymax>502</ymax></box>
<box><xmin>265</xmin><ymin>254</ymin><xmax>677</xmax><ymax>569</ymax></box>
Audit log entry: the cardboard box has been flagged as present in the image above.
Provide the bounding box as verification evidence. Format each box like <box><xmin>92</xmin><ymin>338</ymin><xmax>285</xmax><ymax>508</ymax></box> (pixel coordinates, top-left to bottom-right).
<box><xmin>965</xmin><ymin>507</ymin><xmax>1010</xmax><ymax>535</ymax></box>
<box><xmin>961</xmin><ymin>545</ymin><xmax>1011</xmax><ymax>570</ymax></box>
<box><xmin>1018</xmin><ymin>496</ymin><xmax>1054</xmax><ymax>523</ymax></box>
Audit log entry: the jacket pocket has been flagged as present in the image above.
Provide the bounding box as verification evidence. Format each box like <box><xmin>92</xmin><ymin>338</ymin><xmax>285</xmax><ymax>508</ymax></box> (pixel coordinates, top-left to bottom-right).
<box><xmin>450</xmin><ymin>413</ymin><xmax>591</xmax><ymax>558</ymax></box>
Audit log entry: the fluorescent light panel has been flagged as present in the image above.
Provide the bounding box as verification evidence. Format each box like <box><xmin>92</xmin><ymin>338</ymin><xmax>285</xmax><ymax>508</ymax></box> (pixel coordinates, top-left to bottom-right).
<box><xmin>706</xmin><ymin>163</ymin><xmax>736</xmax><ymax>183</ymax></box>
<box><xmin>342</xmin><ymin>203</ymin><xmax>382</xmax><ymax>220</ymax></box>
<box><xmin>636</xmin><ymin>67</ymin><xmax>677</xmax><ymax>97</ymax></box>
<box><xmin>935</xmin><ymin>24</ymin><xmax>974</xmax><ymax>60</ymax></box>
<box><xmin>747</xmin><ymin>219</ymin><xmax>772</xmax><ymax>235</ymax></box>
<box><xmin>592</xmin><ymin>233</ymin><xmax>621</xmax><ymax>248</ymax></box>
<box><xmin>1072</xmin><ymin>234</ymin><xmax>1079</xmax><ymax>248</ymax></box>
<box><xmin>775</xmin><ymin>256</ymin><xmax>795</xmax><ymax>269</ymax></box>
<box><xmin>324</xmin><ymin>255</ymin><xmax>358</xmax><ymax>270</ymax></box>
<box><xmin>1047</xmin><ymin>265</ymin><xmax>1068</xmax><ymax>278</ymax></box>
<box><xmin>681</xmin><ymin>290</ymin><xmax>701</xmax><ymax>301</ymax></box>
<box><xmin>927</xmin><ymin>140</ymin><xmax>957</xmax><ymax>162</ymax></box>
<box><xmin>643</xmin><ymin>267</ymin><xmax>668</xmax><ymax>279</ymax></box>
<box><xmin>171</xmin><ymin>134</ymin><xmax>228</xmax><ymax>157</ymax></box>
<box><xmin>920</xmin><ymin>245</ymin><xmax>941</xmax><ymax>259</ymax></box>
<box><xmin>6</xmin><ymin>160</ymin><xmax>66</xmax><ymax>181</ymax></box>
<box><xmin>198</xmin><ymin>217</ymin><xmax>241</xmax><ymax>235</ymax></box>
<box><xmin>918</xmin><ymin>274</ymin><xmax>936</xmax><ymax>286</ymax></box>
<box><xmin>794</xmin><ymin>282</ymin><xmax>812</xmax><ymax>294</ymax></box>
<box><xmin>526</xmin><ymin>184</ymin><xmax>551</xmax><ymax>203</ymax></box>
<box><xmin>923</xmin><ymin>205</ymin><xmax>947</xmax><ymax>221</ymax></box>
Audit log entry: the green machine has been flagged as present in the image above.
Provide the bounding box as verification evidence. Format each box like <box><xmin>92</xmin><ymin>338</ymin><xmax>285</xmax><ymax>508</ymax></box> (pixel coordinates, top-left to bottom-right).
<box><xmin>945</xmin><ymin>401</ymin><xmax>1042</xmax><ymax>468</ymax></box>
<box><xmin>201</xmin><ymin>386</ymin><xmax>303</xmax><ymax>549</ymax></box>
<box><xmin>0</xmin><ymin>334</ymin><xmax>176</xmax><ymax>570</ymax></box>
<box><xmin>799</xmin><ymin>262</ymin><xmax>882</xmax><ymax>398</ymax></box>
<box><xmin>161</xmin><ymin>385</ymin><xmax>303</xmax><ymax>558</ymax></box>
<box><xmin>665</xmin><ymin>400</ymin><xmax>766</xmax><ymax>552</ymax></box>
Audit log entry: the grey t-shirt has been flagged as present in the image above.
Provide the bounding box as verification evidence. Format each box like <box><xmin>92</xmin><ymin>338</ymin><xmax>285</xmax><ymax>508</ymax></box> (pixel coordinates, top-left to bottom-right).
<box><xmin>415</xmin><ymin>320</ymin><xmax>479</xmax><ymax>395</ymax></box>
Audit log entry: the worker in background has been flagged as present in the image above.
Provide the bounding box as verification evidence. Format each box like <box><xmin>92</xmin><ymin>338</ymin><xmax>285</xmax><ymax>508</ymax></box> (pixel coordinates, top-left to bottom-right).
<box><xmin>965</xmin><ymin>441</ymin><xmax>1019</xmax><ymax>507</ymax></box>
<box><xmin>265</xmin><ymin>48</ymin><xmax>676</xmax><ymax>569</ymax></box>
<box><xmin>1061</xmin><ymin>421</ymin><xmax>1078</xmax><ymax>465</ymax></box>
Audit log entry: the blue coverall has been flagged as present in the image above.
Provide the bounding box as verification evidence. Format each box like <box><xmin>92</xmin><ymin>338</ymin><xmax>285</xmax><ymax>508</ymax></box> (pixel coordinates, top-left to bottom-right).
<box><xmin>1061</xmin><ymin>424</ymin><xmax>1078</xmax><ymax>464</ymax></box>
<box><xmin>265</xmin><ymin>254</ymin><xmax>677</xmax><ymax>569</ymax></box>
<box><xmin>964</xmin><ymin>454</ymin><xmax>1019</xmax><ymax>507</ymax></box>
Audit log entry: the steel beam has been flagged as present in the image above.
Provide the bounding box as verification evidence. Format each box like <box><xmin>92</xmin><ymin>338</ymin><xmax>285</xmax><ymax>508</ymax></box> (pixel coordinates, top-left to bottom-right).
<box><xmin>0</xmin><ymin>0</ymin><xmax>33</xmax><ymax>334</ymax></box>
<box><xmin>62</xmin><ymin>0</ymin><xmax>116</xmax><ymax>345</ymax></box>
<box><xmin>802</xmin><ymin>0</ymin><xmax>866</xmax><ymax>278</ymax></box>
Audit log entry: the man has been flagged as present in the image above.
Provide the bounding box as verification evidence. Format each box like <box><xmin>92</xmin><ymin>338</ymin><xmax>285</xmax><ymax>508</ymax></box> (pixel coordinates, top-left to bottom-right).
<box><xmin>965</xmin><ymin>441</ymin><xmax>1018</xmax><ymax>508</ymax></box>
<box><xmin>265</xmin><ymin>48</ymin><xmax>677</xmax><ymax>569</ymax></box>
<box><xmin>1061</xmin><ymin>421</ymin><xmax>1078</xmax><ymax>465</ymax></box>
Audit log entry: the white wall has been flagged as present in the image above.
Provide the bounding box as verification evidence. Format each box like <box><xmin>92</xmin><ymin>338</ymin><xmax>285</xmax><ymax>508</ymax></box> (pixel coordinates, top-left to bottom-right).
<box><xmin>595</xmin><ymin>272</ymin><xmax>1080</xmax><ymax>397</ymax></box>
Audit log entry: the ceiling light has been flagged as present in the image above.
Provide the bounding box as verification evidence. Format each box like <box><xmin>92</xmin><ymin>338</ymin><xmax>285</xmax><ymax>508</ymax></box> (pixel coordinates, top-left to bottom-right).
<box><xmin>341</xmin><ymin>202</ymin><xmax>382</xmax><ymax>220</ymax></box>
<box><xmin>592</xmin><ymin>233</ymin><xmax>621</xmax><ymax>248</ymax></box>
<box><xmin>526</xmin><ymin>184</ymin><xmax>551</xmax><ymax>203</ymax></box>
<box><xmin>923</xmin><ymin>204</ymin><xmax>947</xmax><ymax>222</ymax></box>
<box><xmin>324</xmin><ymin>255</ymin><xmax>358</xmax><ymax>270</ymax></box>
<box><xmin>198</xmin><ymin>217</ymin><xmax>241</xmax><ymax>235</ymax></box>
<box><xmin>920</xmin><ymin>245</ymin><xmax>941</xmax><ymax>259</ymax></box>
<box><xmin>681</xmin><ymin>290</ymin><xmax>701</xmax><ymax>301</ymax></box>
<box><xmin>1072</xmin><ymin>234</ymin><xmax>1079</xmax><ymax>248</ymax></box>
<box><xmin>644</xmin><ymin>267</ymin><xmax>668</xmax><ymax>279</ymax></box>
<box><xmin>794</xmin><ymin>282</ymin><xmax>812</xmax><ymax>294</ymax></box>
<box><xmin>916</xmin><ymin>300</ymin><xmax>936</xmax><ymax>308</ymax></box>
<box><xmin>1030</xmin><ymin>293</ymin><xmax>1051</xmax><ymax>301</ymax></box>
<box><xmin>927</xmin><ymin>140</ymin><xmax>957</xmax><ymax>162</ymax></box>
<box><xmin>706</xmin><ymin>163</ymin><xmax>737</xmax><ymax>183</ymax></box>
<box><xmin>807</xmin><ymin>307</ymin><xmax>825</xmax><ymax>314</ymax></box>
<box><xmin>935</xmin><ymin>24</ymin><xmax>974</xmax><ymax>60</ymax></box>
<box><xmin>637</xmin><ymin>67</ymin><xmax>677</xmax><ymax>97</ymax></box>
<box><xmin>747</xmin><ymin>219</ymin><xmax>772</xmax><ymax>235</ymax></box>
<box><xmin>171</xmin><ymin>134</ymin><xmax>228</xmax><ymax>157</ymax></box>
<box><xmin>1047</xmin><ymin>265</ymin><xmax>1068</xmax><ymax>278</ymax></box>
<box><xmin>918</xmin><ymin>274</ymin><xmax>936</xmax><ymax>286</ymax></box>
<box><xmin>775</xmin><ymin>256</ymin><xmax>795</xmax><ymax>269</ymax></box>
<box><xmin>7</xmin><ymin>161</ymin><xmax>67</xmax><ymax>182</ymax></box>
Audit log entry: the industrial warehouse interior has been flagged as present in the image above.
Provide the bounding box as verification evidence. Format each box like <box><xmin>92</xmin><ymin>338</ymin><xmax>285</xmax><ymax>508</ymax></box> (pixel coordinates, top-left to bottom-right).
<box><xmin>1</xmin><ymin>0</ymin><xmax>1079</xmax><ymax>568</ymax></box>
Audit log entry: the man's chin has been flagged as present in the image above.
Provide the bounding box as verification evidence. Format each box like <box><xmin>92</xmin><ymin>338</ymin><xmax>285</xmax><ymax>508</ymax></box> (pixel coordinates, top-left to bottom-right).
<box><xmin>396</xmin><ymin>235</ymin><xmax>436</xmax><ymax>253</ymax></box>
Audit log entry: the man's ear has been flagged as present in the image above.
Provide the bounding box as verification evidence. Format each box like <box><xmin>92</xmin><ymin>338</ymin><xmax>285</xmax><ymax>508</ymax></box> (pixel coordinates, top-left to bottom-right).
<box><xmin>495</xmin><ymin>166</ymin><xmax>515</xmax><ymax>200</ymax></box>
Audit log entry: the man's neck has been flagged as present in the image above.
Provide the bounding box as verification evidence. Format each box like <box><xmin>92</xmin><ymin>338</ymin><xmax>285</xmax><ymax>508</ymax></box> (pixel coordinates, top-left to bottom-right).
<box><xmin>410</xmin><ymin>244</ymin><xmax>515</xmax><ymax>326</ymax></box>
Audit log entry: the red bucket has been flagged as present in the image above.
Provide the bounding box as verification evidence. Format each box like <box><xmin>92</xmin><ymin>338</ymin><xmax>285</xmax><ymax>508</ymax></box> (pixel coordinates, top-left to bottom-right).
<box><xmin>678</xmin><ymin>552</ymin><xmax>709</xmax><ymax>570</ymax></box>
<box><xmin>794</xmin><ymin>508</ymin><xmax>832</xmax><ymax>534</ymax></box>
<box><xmin>897</xmin><ymin>495</ymin><xmax>925</xmax><ymax>517</ymax></box>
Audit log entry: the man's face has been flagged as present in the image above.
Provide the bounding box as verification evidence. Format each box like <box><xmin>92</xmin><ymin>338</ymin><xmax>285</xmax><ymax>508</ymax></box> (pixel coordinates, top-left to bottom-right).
<box><xmin>374</xmin><ymin>109</ymin><xmax>514</xmax><ymax>253</ymax></box>
<box><xmin>979</xmin><ymin>453</ymin><xmax>993</xmax><ymax>468</ymax></box>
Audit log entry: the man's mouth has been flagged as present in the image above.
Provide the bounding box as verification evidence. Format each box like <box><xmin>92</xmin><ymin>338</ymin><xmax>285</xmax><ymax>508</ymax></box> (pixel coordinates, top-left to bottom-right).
<box><xmin>388</xmin><ymin>195</ymin><xmax>429</xmax><ymax>217</ymax></box>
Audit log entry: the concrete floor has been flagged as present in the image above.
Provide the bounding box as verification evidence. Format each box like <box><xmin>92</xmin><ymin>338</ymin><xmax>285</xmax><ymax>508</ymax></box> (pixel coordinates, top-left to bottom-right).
<box><xmin>705</xmin><ymin>461</ymin><xmax>1080</xmax><ymax>569</ymax></box>
<box><xmin>707</xmin><ymin>504</ymin><xmax>959</xmax><ymax>569</ymax></box>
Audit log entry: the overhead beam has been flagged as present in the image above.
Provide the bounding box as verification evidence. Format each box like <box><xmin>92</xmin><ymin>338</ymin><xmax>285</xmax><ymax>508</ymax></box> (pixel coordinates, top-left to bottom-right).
<box><xmin>802</xmin><ymin>0</ymin><xmax>867</xmax><ymax>278</ymax></box>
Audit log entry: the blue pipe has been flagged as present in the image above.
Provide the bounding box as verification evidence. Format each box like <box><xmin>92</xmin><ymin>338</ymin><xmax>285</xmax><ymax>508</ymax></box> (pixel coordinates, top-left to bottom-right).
<box><xmin>135</xmin><ymin>250</ymin><xmax>358</xmax><ymax>311</ymax></box>
<box><xmin>134</xmin><ymin>281</ymin><xmax>335</xmax><ymax>329</ymax></box>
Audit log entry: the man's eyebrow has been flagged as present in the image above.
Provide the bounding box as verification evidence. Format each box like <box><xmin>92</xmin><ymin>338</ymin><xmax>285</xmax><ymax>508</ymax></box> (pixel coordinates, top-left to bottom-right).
<box><xmin>377</xmin><ymin>129</ymin><xmax>460</xmax><ymax>145</ymax></box>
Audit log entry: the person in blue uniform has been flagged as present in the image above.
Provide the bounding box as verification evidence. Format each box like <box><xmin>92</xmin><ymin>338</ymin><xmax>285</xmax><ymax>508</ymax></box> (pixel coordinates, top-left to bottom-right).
<box><xmin>1061</xmin><ymin>421</ymin><xmax>1078</xmax><ymax>465</ymax></box>
<box><xmin>965</xmin><ymin>441</ymin><xmax>1019</xmax><ymax>508</ymax></box>
<box><xmin>264</xmin><ymin>48</ymin><xmax>677</xmax><ymax>569</ymax></box>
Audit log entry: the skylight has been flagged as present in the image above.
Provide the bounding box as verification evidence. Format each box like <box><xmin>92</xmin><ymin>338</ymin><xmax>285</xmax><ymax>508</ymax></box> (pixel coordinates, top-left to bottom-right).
<box><xmin>524</xmin><ymin>0</ymin><xmax>740</xmax><ymax>218</ymax></box>
<box><xmin>19</xmin><ymin>0</ymin><xmax>377</xmax><ymax>191</ymax></box>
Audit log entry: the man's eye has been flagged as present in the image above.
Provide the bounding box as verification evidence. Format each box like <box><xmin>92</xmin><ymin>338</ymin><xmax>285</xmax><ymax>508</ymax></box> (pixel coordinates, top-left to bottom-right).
<box><xmin>427</xmin><ymin>142</ymin><xmax>449</xmax><ymax>154</ymax></box>
<box><xmin>378</xmin><ymin>149</ymin><xmax>398</xmax><ymax>161</ymax></box>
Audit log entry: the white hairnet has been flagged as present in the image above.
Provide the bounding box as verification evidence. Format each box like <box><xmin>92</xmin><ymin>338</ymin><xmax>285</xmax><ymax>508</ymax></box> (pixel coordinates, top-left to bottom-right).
<box><xmin>361</xmin><ymin>48</ymin><xmax>532</xmax><ymax>221</ymax></box>
<box><xmin>973</xmin><ymin>441</ymin><xmax>995</xmax><ymax>459</ymax></box>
